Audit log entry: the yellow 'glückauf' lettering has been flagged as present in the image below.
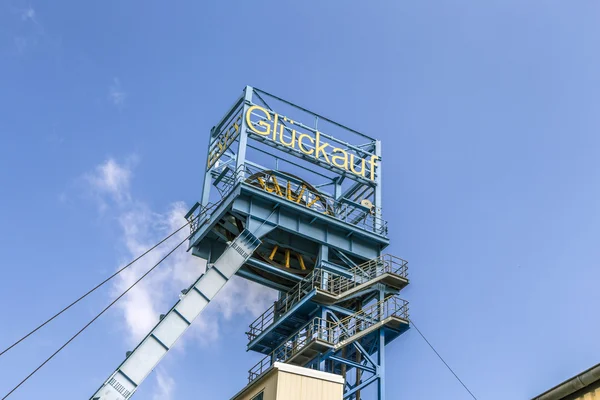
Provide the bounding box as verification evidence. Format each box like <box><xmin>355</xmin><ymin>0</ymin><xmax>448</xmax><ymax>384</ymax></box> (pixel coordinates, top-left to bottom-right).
<box><xmin>298</xmin><ymin>133</ymin><xmax>314</xmax><ymax>155</ymax></box>
<box><xmin>244</xmin><ymin>105</ymin><xmax>378</xmax><ymax>182</ymax></box>
<box><xmin>331</xmin><ymin>148</ymin><xmax>349</xmax><ymax>170</ymax></box>
<box><xmin>246</xmin><ymin>105</ymin><xmax>271</xmax><ymax>136</ymax></box>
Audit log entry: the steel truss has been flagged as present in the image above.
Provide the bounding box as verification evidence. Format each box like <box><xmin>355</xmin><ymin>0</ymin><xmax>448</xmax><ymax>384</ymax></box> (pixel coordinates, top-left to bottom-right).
<box><xmin>89</xmin><ymin>86</ymin><xmax>406</xmax><ymax>400</ymax></box>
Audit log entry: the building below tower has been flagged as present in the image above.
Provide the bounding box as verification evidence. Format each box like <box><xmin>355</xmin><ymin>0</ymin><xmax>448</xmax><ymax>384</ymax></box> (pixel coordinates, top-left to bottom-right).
<box><xmin>231</xmin><ymin>362</ymin><xmax>344</xmax><ymax>400</ymax></box>
<box><xmin>532</xmin><ymin>362</ymin><xmax>600</xmax><ymax>400</ymax></box>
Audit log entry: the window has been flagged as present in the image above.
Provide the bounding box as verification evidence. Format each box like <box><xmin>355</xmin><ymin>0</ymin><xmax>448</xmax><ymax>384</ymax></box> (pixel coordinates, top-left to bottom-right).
<box><xmin>251</xmin><ymin>392</ymin><xmax>264</xmax><ymax>400</ymax></box>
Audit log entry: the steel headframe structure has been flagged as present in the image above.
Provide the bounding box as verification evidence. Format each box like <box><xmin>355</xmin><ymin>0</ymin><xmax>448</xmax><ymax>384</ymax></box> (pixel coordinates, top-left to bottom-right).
<box><xmin>91</xmin><ymin>86</ymin><xmax>410</xmax><ymax>400</ymax></box>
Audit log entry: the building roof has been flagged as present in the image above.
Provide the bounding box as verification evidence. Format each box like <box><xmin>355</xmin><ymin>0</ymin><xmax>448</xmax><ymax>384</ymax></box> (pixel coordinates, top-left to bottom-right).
<box><xmin>532</xmin><ymin>362</ymin><xmax>600</xmax><ymax>400</ymax></box>
<box><xmin>230</xmin><ymin>363</ymin><xmax>344</xmax><ymax>400</ymax></box>
<box><xmin>271</xmin><ymin>363</ymin><xmax>345</xmax><ymax>384</ymax></box>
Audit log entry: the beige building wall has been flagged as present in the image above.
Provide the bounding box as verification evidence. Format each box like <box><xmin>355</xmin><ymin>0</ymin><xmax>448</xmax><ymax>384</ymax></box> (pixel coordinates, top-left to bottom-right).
<box><xmin>276</xmin><ymin>367</ymin><xmax>344</xmax><ymax>400</ymax></box>
<box><xmin>232</xmin><ymin>371</ymin><xmax>278</xmax><ymax>400</ymax></box>
<box><xmin>231</xmin><ymin>362</ymin><xmax>345</xmax><ymax>400</ymax></box>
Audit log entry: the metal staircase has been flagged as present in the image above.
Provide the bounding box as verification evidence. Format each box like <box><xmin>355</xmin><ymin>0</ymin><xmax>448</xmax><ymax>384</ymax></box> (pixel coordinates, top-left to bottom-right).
<box><xmin>244</xmin><ymin>254</ymin><xmax>410</xmax><ymax>387</ymax></box>
<box><xmin>246</xmin><ymin>254</ymin><xmax>408</xmax><ymax>348</ymax></box>
<box><xmin>248</xmin><ymin>295</ymin><xmax>409</xmax><ymax>383</ymax></box>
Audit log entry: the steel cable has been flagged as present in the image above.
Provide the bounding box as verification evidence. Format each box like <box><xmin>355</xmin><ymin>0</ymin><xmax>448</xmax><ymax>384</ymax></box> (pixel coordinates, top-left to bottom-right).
<box><xmin>1</xmin><ymin>227</ymin><xmax>194</xmax><ymax>399</ymax></box>
<box><xmin>409</xmin><ymin>318</ymin><xmax>479</xmax><ymax>400</ymax></box>
<box><xmin>0</xmin><ymin>219</ymin><xmax>191</xmax><ymax>359</ymax></box>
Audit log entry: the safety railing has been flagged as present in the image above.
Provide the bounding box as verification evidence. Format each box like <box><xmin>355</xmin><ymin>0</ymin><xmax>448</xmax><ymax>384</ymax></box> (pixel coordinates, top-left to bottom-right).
<box><xmin>210</xmin><ymin>162</ymin><xmax>240</xmax><ymax>197</ymax></box>
<box><xmin>246</xmin><ymin>254</ymin><xmax>408</xmax><ymax>342</ymax></box>
<box><xmin>246</xmin><ymin>269</ymin><xmax>322</xmax><ymax>342</ymax></box>
<box><xmin>247</xmin><ymin>355</ymin><xmax>273</xmax><ymax>383</ymax></box>
<box><xmin>211</xmin><ymin>163</ymin><xmax>389</xmax><ymax>236</ymax></box>
<box><xmin>247</xmin><ymin>296</ymin><xmax>409</xmax><ymax>383</ymax></box>
<box><xmin>327</xmin><ymin>254</ymin><xmax>408</xmax><ymax>293</ymax></box>
<box><xmin>185</xmin><ymin>201</ymin><xmax>223</xmax><ymax>236</ymax></box>
<box><xmin>333</xmin><ymin>296</ymin><xmax>409</xmax><ymax>343</ymax></box>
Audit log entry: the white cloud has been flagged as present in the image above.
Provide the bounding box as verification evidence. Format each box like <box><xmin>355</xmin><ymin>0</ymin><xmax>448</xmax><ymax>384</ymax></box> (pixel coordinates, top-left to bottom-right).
<box><xmin>85</xmin><ymin>156</ymin><xmax>277</xmax><ymax>394</ymax></box>
<box><xmin>20</xmin><ymin>6</ymin><xmax>36</xmax><ymax>23</ymax></box>
<box><xmin>111</xmin><ymin>201</ymin><xmax>206</xmax><ymax>341</ymax></box>
<box><xmin>11</xmin><ymin>6</ymin><xmax>62</xmax><ymax>57</ymax></box>
<box><xmin>85</xmin><ymin>157</ymin><xmax>136</xmax><ymax>208</ymax></box>
<box><xmin>111</xmin><ymin>200</ymin><xmax>275</xmax><ymax>347</ymax></box>
<box><xmin>109</xmin><ymin>78</ymin><xmax>127</xmax><ymax>109</ymax></box>
<box><xmin>153</xmin><ymin>368</ymin><xmax>175</xmax><ymax>400</ymax></box>
<box><xmin>13</xmin><ymin>36</ymin><xmax>29</xmax><ymax>53</ymax></box>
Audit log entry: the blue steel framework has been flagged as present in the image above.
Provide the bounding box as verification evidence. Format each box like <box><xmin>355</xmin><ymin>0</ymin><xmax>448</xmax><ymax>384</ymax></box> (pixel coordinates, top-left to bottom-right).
<box><xmin>187</xmin><ymin>86</ymin><xmax>410</xmax><ymax>400</ymax></box>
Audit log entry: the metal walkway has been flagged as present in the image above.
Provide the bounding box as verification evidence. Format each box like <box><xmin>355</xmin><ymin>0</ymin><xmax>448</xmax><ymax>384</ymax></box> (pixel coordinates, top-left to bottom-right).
<box><xmin>248</xmin><ymin>295</ymin><xmax>409</xmax><ymax>383</ymax></box>
<box><xmin>246</xmin><ymin>254</ymin><xmax>408</xmax><ymax>353</ymax></box>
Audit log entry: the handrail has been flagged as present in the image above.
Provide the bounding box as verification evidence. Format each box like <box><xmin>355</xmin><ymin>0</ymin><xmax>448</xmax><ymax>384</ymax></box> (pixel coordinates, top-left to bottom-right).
<box><xmin>246</xmin><ymin>254</ymin><xmax>408</xmax><ymax>342</ymax></box>
<box><xmin>211</xmin><ymin>163</ymin><xmax>389</xmax><ymax>236</ymax></box>
<box><xmin>248</xmin><ymin>296</ymin><xmax>409</xmax><ymax>383</ymax></box>
<box><xmin>186</xmin><ymin>201</ymin><xmax>222</xmax><ymax>235</ymax></box>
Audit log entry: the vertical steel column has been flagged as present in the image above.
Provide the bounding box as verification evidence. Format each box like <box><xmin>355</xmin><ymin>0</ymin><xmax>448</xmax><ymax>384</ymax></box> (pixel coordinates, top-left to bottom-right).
<box><xmin>320</xmin><ymin>305</ymin><xmax>328</xmax><ymax>371</ymax></box>
<box><xmin>378</xmin><ymin>288</ymin><xmax>386</xmax><ymax>400</ymax></box>
<box><xmin>200</xmin><ymin>131</ymin><xmax>215</xmax><ymax>207</ymax></box>
<box><xmin>318</xmin><ymin>244</ymin><xmax>330</xmax><ymax>372</ymax></box>
<box><xmin>374</xmin><ymin>140</ymin><xmax>382</xmax><ymax>234</ymax></box>
<box><xmin>354</xmin><ymin>297</ymin><xmax>363</xmax><ymax>400</ymax></box>
<box><xmin>235</xmin><ymin>86</ymin><xmax>253</xmax><ymax>182</ymax></box>
<box><xmin>334</xmin><ymin>176</ymin><xmax>343</xmax><ymax>200</ymax></box>
<box><xmin>319</xmin><ymin>245</ymin><xmax>330</xmax><ymax>290</ymax></box>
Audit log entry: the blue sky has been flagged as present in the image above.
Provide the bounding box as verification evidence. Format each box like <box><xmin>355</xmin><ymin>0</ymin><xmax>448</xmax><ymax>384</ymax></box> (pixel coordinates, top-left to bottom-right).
<box><xmin>1</xmin><ymin>1</ymin><xmax>600</xmax><ymax>399</ymax></box>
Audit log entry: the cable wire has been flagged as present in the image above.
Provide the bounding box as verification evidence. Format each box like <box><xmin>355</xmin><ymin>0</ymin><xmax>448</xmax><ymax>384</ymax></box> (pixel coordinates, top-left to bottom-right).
<box><xmin>1</xmin><ymin>228</ymin><xmax>194</xmax><ymax>400</ymax></box>
<box><xmin>0</xmin><ymin>220</ymin><xmax>191</xmax><ymax>359</ymax></box>
<box><xmin>409</xmin><ymin>318</ymin><xmax>479</xmax><ymax>400</ymax></box>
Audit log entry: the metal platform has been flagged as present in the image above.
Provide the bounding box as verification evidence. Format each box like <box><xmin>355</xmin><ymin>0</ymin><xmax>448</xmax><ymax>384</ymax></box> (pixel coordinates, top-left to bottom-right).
<box><xmin>246</xmin><ymin>255</ymin><xmax>408</xmax><ymax>355</ymax></box>
<box><xmin>248</xmin><ymin>295</ymin><xmax>409</xmax><ymax>384</ymax></box>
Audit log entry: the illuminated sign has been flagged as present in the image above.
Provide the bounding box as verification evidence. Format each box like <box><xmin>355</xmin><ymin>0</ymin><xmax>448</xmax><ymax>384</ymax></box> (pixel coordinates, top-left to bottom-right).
<box><xmin>207</xmin><ymin>113</ymin><xmax>242</xmax><ymax>169</ymax></box>
<box><xmin>245</xmin><ymin>105</ymin><xmax>379</xmax><ymax>182</ymax></box>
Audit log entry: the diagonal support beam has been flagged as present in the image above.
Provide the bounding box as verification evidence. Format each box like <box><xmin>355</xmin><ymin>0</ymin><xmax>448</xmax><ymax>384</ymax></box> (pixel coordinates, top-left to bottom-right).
<box><xmin>344</xmin><ymin>374</ymin><xmax>379</xmax><ymax>399</ymax></box>
<box><xmin>328</xmin><ymin>355</ymin><xmax>376</xmax><ymax>374</ymax></box>
<box><xmin>323</xmin><ymin>312</ymin><xmax>378</xmax><ymax>369</ymax></box>
<box><xmin>90</xmin><ymin>230</ymin><xmax>261</xmax><ymax>400</ymax></box>
<box><xmin>332</xmin><ymin>248</ymin><xmax>357</xmax><ymax>268</ymax></box>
